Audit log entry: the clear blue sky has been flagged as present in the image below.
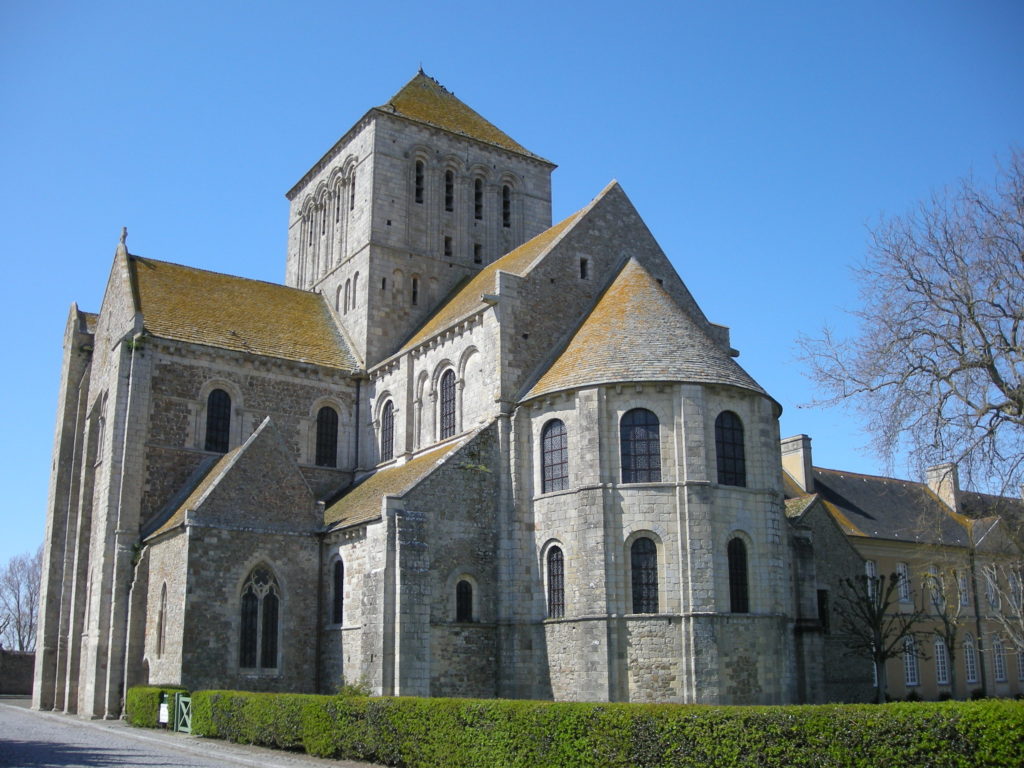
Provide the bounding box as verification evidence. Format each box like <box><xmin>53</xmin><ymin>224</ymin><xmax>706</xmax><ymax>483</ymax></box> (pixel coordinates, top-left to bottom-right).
<box><xmin>1</xmin><ymin>1</ymin><xmax>1021</xmax><ymax>566</ymax></box>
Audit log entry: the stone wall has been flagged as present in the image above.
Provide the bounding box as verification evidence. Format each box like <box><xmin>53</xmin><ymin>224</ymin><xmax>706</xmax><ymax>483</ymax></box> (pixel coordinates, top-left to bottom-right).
<box><xmin>1</xmin><ymin>650</ymin><xmax>35</xmax><ymax>695</ymax></box>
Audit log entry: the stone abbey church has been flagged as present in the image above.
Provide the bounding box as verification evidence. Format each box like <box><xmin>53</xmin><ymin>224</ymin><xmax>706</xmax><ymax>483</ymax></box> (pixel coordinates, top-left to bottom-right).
<box><xmin>36</xmin><ymin>72</ymin><xmax>872</xmax><ymax>719</ymax></box>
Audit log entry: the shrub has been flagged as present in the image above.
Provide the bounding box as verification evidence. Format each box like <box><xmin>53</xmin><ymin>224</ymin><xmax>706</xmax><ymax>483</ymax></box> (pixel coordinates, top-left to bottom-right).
<box><xmin>124</xmin><ymin>685</ymin><xmax>188</xmax><ymax>728</ymax></box>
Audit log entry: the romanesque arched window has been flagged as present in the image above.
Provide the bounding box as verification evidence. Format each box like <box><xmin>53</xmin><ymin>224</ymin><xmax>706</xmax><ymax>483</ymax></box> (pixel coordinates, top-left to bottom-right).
<box><xmin>631</xmin><ymin>537</ymin><xmax>658</xmax><ymax>614</ymax></box>
<box><xmin>456</xmin><ymin>579</ymin><xmax>473</xmax><ymax>622</ymax></box>
<box><xmin>541</xmin><ymin>419</ymin><xmax>568</xmax><ymax>493</ymax></box>
<box><xmin>727</xmin><ymin>537</ymin><xmax>749</xmax><ymax>613</ymax></box>
<box><xmin>205</xmin><ymin>388</ymin><xmax>231</xmax><ymax>453</ymax></box>
<box><xmin>332</xmin><ymin>559</ymin><xmax>344</xmax><ymax>625</ymax></box>
<box><xmin>239</xmin><ymin>566</ymin><xmax>280</xmax><ymax>671</ymax></box>
<box><xmin>473</xmin><ymin>178</ymin><xmax>483</xmax><ymax>220</ymax></box>
<box><xmin>715</xmin><ymin>411</ymin><xmax>746</xmax><ymax>487</ymax></box>
<box><xmin>439</xmin><ymin>370</ymin><xmax>456</xmax><ymax>439</ymax></box>
<box><xmin>380</xmin><ymin>400</ymin><xmax>394</xmax><ymax>462</ymax></box>
<box><xmin>349</xmin><ymin>171</ymin><xmax>356</xmax><ymax>210</ymax></box>
<box><xmin>315</xmin><ymin>406</ymin><xmax>339</xmax><ymax>468</ymax></box>
<box><xmin>620</xmin><ymin>408</ymin><xmax>660</xmax><ymax>483</ymax></box>
<box><xmin>502</xmin><ymin>184</ymin><xmax>511</xmax><ymax>228</ymax></box>
<box><xmin>547</xmin><ymin>546</ymin><xmax>564</xmax><ymax>619</ymax></box>
<box><xmin>352</xmin><ymin>272</ymin><xmax>359</xmax><ymax>309</ymax></box>
<box><xmin>344</xmin><ymin>278</ymin><xmax>351</xmax><ymax>314</ymax></box>
<box><xmin>444</xmin><ymin>170</ymin><xmax>454</xmax><ymax>212</ymax></box>
<box><xmin>414</xmin><ymin>160</ymin><xmax>425</xmax><ymax>204</ymax></box>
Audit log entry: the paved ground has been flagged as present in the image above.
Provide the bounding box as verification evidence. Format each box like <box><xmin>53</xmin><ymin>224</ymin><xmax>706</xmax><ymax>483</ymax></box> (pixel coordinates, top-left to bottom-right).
<box><xmin>0</xmin><ymin>698</ymin><xmax>382</xmax><ymax>768</ymax></box>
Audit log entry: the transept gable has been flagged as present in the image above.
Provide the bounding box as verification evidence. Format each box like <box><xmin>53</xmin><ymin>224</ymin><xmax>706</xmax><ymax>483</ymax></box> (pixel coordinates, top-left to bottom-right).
<box><xmin>522</xmin><ymin>258</ymin><xmax>768</xmax><ymax>401</ymax></box>
<box><xmin>145</xmin><ymin>417</ymin><xmax>319</xmax><ymax>539</ymax></box>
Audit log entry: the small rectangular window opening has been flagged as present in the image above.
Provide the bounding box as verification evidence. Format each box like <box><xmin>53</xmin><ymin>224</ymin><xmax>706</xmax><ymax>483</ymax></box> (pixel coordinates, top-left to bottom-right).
<box><xmin>473</xmin><ymin>243</ymin><xmax>482</xmax><ymax>264</ymax></box>
<box><xmin>411</xmin><ymin>277</ymin><xmax>419</xmax><ymax>306</ymax></box>
<box><xmin>580</xmin><ymin>258</ymin><xmax>589</xmax><ymax>279</ymax></box>
<box><xmin>444</xmin><ymin>236</ymin><xmax>453</xmax><ymax>258</ymax></box>
<box><xmin>816</xmin><ymin>589</ymin><xmax>829</xmax><ymax>633</ymax></box>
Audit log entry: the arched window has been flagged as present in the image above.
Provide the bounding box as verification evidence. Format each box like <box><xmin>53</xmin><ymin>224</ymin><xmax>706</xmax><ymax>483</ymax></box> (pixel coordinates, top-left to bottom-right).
<box><xmin>332</xmin><ymin>559</ymin><xmax>344</xmax><ymax>625</ymax></box>
<box><xmin>620</xmin><ymin>408</ymin><xmax>661</xmax><ymax>483</ymax></box>
<box><xmin>444</xmin><ymin>170</ymin><xmax>454</xmax><ymax>212</ymax></box>
<box><xmin>903</xmin><ymin>637</ymin><xmax>919</xmax><ymax>687</ymax></box>
<box><xmin>964</xmin><ymin>634</ymin><xmax>978</xmax><ymax>683</ymax></box>
<box><xmin>380</xmin><ymin>400</ymin><xmax>394</xmax><ymax>462</ymax></box>
<box><xmin>473</xmin><ymin>178</ymin><xmax>483</xmax><ymax>220</ymax></box>
<box><xmin>156</xmin><ymin>583</ymin><xmax>167</xmax><ymax>659</ymax></box>
<box><xmin>456</xmin><ymin>579</ymin><xmax>473</xmax><ymax>622</ymax></box>
<box><xmin>934</xmin><ymin>637</ymin><xmax>950</xmax><ymax>685</ymax></box>
<box><xmin>414</xmin><ymin>160</ymin><xmax>424</xmax><ymax>204</ymax></box>
<box><xmin>715</xmin><ymin>411</ymin><xmax>746</xmax><ymax>486</ymax></box>
<box><xmin>727</xmin><ymin>537</ymin><xmax>749</xmax><ymax>613</ymax></box>
<box><xmin>439</xmin><ymin>370</ymin><xmax>456</xmax><ymax>439</ymax></box>
<box><xmin>205</xmin><ymin>388</ymin><xmax>231</xmax><ymax>453</ymax></box>
<box><xmin>541</xmin><ymin>419</ymin><xmax>568</xmax><ymax>493</ymax></box>
<box><xmin>993</xmin><ymin>637</ymin><xmax>1007</xmax><ymax>681</ymax></box>
<box><xmin>502</xmin><ymin>185</ymin><xmax>511</xmax><ymax>228</ymax></box>
<box><xmin>547</xmin><ymin>546</ymin><xmax>564</xmax><ymax>619</ymax></box>
<box><xmin>344</xmin><ymin>278</ymin><xmax>351</xmax><ymax>314</ymax></box>
<box><xmin>315</xmin><ymin>406</ymin><xmax>339</xmax><ymax>468</ymax></box>
<box><xmin>349</xmin><ymin>171</ymin><xmax>356</xmax><ymax>210</ymax></box>
<box><xmin>239</xmin><ymin>566</ymin><xmax>280</xmax><ymax>671</ymax></box>
<box><xmin>352</xmin><ymin>272</ymin><xmax>359</xmax><ymax>309</ymax></box>
<box><xmin>631</xmin><ymin>537</ymin><xmax>658</xmax><ymax>614</ymax></box>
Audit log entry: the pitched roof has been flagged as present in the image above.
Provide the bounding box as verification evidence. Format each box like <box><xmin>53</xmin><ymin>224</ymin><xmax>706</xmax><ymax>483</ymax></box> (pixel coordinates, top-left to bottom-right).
<box><xmin>959</xmin><ymin>490</ymin><xmax>1024</xmax><ymax>543</ymax></box>
<box><xmin>810</xmin><ymin>468</ymin><xmax>969</xmax><ymax>546</ymax></box>
<box><xmin>380</xmin><ymin>72</ymin><xmax>548</xmax><ymax>162</ymax></box>
<box><xmin>323</xmin><ymin>438</ymin><xmax>468</xmax><ymax>530</ymax></box>
<box><xmin>524</xmin><ymin>259</ymin><xmax>767</xmax><ymax>400</ymax></box>
<box><xmin>130</xmin><ymin>256</ymin><xmax>357</xmax><ymax>370</ymax></box>
<box><xmin>145</xmin><ymin>447</ymin><xmax>243</xmax><ymax>540</ymax></box>
<box><xmin>397</xmin><ymin>210</ymin><xmax>581</xmax><ymax>354</ymax></box>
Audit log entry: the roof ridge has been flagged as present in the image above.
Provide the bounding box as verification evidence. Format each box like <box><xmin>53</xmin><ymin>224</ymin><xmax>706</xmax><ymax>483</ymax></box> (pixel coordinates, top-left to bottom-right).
<box><xmin>130</xmin><ymin>255</ymin><xmax>313</xmax><ymax>296</ymax></box>
<box><xmin>814</xmin><ymin>465</ymin><xmax>928</xmax><ymax>487</ymax></box>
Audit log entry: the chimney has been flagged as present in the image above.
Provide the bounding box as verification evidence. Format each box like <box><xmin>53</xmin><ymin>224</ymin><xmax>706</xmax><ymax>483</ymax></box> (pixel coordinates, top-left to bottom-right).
<box><xmin>781</xmin><ymin>434</ymin><xmax>814</xmax><ymax>493</ymax></box>
<box><xmin>926</xmin><ymin>463</ymin><xmax>959</xmax><ymax>510</ymax></box>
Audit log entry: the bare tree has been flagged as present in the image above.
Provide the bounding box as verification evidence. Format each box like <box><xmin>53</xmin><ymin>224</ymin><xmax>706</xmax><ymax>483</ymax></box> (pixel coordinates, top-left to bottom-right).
<box><xmin>799</xmin><ymin>149</ymin><xmax>1024</xmax><ymax>494</ymax></box>
<box><xmin>979</xmin><ymin>561</ymin><xmax>1024</xmax><ymax>654</ymax></box>
<box><xmin>834</xmin><ymin>572</ymin><xmax>927</xmax><ymax>703</ymax></box>
<box><xmin>0</xmin><ymin>546</ymin><xmax>42</xmax><ymax>652</ymax></box>
<box><xmin>919</xmin><ymin>564</ymin><xmax>973</xmax><ymax>697</ymax></box>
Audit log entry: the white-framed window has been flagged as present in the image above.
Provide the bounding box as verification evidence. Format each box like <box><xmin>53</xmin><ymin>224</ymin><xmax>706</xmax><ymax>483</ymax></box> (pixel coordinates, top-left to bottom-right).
<box><xmin>964</xmin><ymin>634</ymin><xmax>978</xmax><ymax>684</ymax></box>
<box><xmin>985</xmin><ymin>568</ymin><xmax>999</xmax><ymax>609</ymax></box>
<box><xmin>958</xmin><ymin>571</ymin><xmax>970</xmax><ymax>607</ymax></box>
<box><xmin>934</xmin><ymin>637</ymin><xmax>950</xmax><ymax>685</ymax></box>
<box><xmin>993</xmin><ymin>637</ymin><xmax>1007</xmax><ymax>682</ymax></box>
<box><xmin>903</xmin><ymin>637</ymin><xmax>919</xmax><ymax>687</ymax></box>
<box><xmin>865</xmin><ymin>560</ymin><xmax>878</xmax><ymax>599</ymax></box>
<box><xmin>896</xmin><ymin>562</ymin><xmax>911</xmax><ymax>603</ymax></box>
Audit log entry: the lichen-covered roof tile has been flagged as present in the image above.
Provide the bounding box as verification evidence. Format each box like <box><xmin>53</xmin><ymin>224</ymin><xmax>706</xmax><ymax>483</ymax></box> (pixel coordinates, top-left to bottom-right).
<box><xmin>130</xmin><ymin>257</ymin><xmax>357</xmax><ymax>370</ymax></box>
<box><xmin>524</xmin><ymin>259</ymin><xmax>766</xmax><ymax>400</ymax></box>
<box><xmin>398</xmin><ymin>211</ymin><xmax>580</xmax><ymax>353</ymax></box>
<box><xmin>323</xmin><ymin>439</ymin><xmax>466</xmax><ymax>529</ymax></box>
<box><xmin>381</xmin><ymin>72</ymin><xmax>548</xmax><ymax>162</ymax></box>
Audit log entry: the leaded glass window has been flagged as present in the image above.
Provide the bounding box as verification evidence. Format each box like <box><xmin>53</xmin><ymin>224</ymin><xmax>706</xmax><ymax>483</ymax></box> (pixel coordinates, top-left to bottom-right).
<box><xmin>631</xmin><ymin>537</ymin><xmax>658</xmax><ymax>614</ymax></box>
<box><xmin>620</xmin><ymin>408</ymin><xmax>660</xmax><ymax>483</ymax></box>
<box><xmin>315</xmin><ymin>406</ymin><xmax>338</xmax><ymax>468</ymax></box>
<box><xmin>541</xmin><ymin>419</ymin><xmax>568</xmax><ymax>493</ymax></box>
<box><xmin>547</xmin><ymin>547</ymin><xmax>564</xmax><ymax>619</ymax></box>
<box><xmin>239</xmin><ymin>566</ymin><xmax>280</xmax><ymax>671</ymax></box>
<box><xmin>439</xmin><ymin>370</ymin><xmax>456</xmax><ymax>439</ymax></box>
<box><xmin>380</xmin><ymin>401</ymin><xmax>394</xmax><ymax>462</ymax></box>
<box><xmin>205</xmin><ymin>388</ymin><xmax>231</xmax><ymax>453</ymax></box>
<box><xmin>715</xmin><ymin>411</ymin><xmax>746</xmax><ymax>486</ymax></box>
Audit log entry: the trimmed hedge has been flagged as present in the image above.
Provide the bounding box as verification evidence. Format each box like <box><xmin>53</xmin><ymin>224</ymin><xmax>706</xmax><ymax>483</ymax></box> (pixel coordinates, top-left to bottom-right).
<box><xmin>125</xmin><ymin>685</ymin><xmax>188</xmax><ymax>728</ymax></box>
<box><xmin>179</xmin><ymin>690</ymin><xmax>1024</xmax><ymax>768</ymax></box>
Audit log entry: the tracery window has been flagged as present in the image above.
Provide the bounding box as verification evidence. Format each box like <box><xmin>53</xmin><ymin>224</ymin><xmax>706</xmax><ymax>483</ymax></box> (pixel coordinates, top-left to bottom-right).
<box><xmin>239</xmin><ymin>566</ymin><xmax>280</xmax><ymax>671</ymax></box>
<box><xmin>315</xmin><ymin>406</ymin><xmax>339</xmax><ymax>468</ymax></box>
<box><xmin>456</xmin><ymin>579</ymin><xmax>473</xmax><ymax>622</ymax></box>
<box><xmin>728</xmin><ymin>537</ymin><xmax>749</xmax><ymax>613</ymax></box>
<box><xmin>715</xmin><ymin>411</ymin><xmax>746</xmax><ymax>487</ymax></box>
<box><xmin>414</xmin><ymin>160</ymin><xmax>424</xmax><ymax>204</ymax></box>
<box><xmin>547</xmin><ymin>546</ymin><xmax>564</xmax><ymax>619</ymax></box>
<box><xmin>631</xmin><ymin>537</ymin><xmax>658</xmax><ymax>614</ymax></box>
<box><xmin>964</xmin><ymin>634</ymin><xmax>978</xmax><ymax>683</ymax></box>
<box><xmin>380</xmin><ymin>401</ymin><xmax>395</xmax><ymax>462</ymax></box>
<box><xmin>205</xmin><ymin>388</ymin><xmax>231</xmax><ymax>453</ymax></box>
<box><xmin>620</xmin><ymin>408</ymin><xmax>661</xmax><ymax>483</ymax></box>
<box><xmin>439</xmin><ymin>370</ymin><xmax>456</xmax><ymax>439</ymax></box>
<box><xmin>502</xmin><ymin>184</ymin><xmax>511</xmax><ymax>228</ymax></box>
<box><xmin>332</xmin><ymin>559</ymin><xmax>344</xmax><ymax>625</ymax></box>
<box><xmin>541</xmin><ymin>419</ymin><xmax>568</xmax><ymax>493</ymax></box>
<box><xmin>473</xmin><ymin>178</ymin><xmax>483</xmax><ymax>220</ymax></box>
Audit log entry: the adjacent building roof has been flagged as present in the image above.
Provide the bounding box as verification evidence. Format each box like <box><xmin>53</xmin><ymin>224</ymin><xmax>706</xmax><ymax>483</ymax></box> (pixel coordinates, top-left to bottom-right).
<box><xmin>809</xmin><ymin>468</ymin><xmax>970</xmax><ymax>546</ymax></box>
<box><xmin>323</xmin><ymin>438</ymin><xmax>468</xmax><ymax>530</ymax></box>
<box><xmin>380</xmin><ymin>72</ymin><xmax>549</xmax><ymax>163</ymax></box>
<box><xmin>397</xmin><ymin>209</ymin><xmax>581</xmax><ymax>354</ymax></box>
<box><xmin>129</xmin><ymin>256</ymin><xmax>357</xmax><ymax>370</ymax></box>
<box><xmin>524</xmin><ymin>259</ymin><xmax>767</xmax><ymax>401</ymax></box>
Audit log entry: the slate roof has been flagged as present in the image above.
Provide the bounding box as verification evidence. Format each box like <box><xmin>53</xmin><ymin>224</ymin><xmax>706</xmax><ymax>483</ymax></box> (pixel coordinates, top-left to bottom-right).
<box><xmin>129</xmin><ymin>256</ymin><xmax>357</xmax><ymax>370</ymax></box>
<box><xmin>380</xmin><ymin>72</ymin><xmax>548</xmax><ymax>162</ymax></box>
<box><xmin>524</xmin><ymin>259</ymin><xmax>767</xmax><ymax>401</ymax></box>
<box><xmin>323</xmin><ymin>438</ymin><xmax>468</xmax><ymax>530</ymax></box>
<box><xmin>809</xmin><ymin>468</ymin><xmax>969</xmax><ymax>546</ymax></box>
<box><xmin>397</xmin><ymin>210</ymin><xmax>581</xmax><ymax>353</ymax></box>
